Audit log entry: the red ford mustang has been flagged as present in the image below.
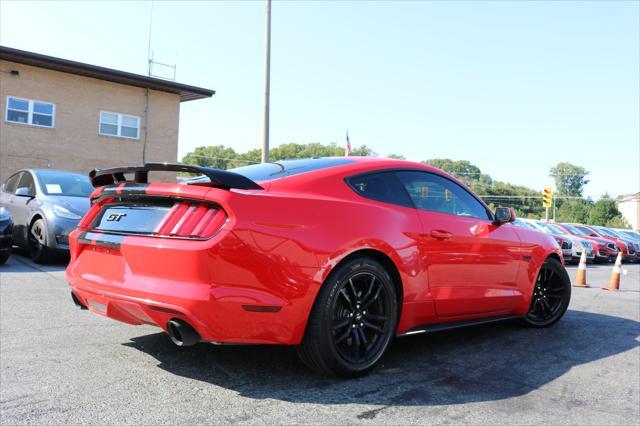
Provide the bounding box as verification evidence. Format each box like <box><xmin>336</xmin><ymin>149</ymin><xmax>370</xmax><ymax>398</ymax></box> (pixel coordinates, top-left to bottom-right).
<box><xmin>66</xmin><ymin>158</ymin><xmax>570</xmax><ymax>377</ymax></box>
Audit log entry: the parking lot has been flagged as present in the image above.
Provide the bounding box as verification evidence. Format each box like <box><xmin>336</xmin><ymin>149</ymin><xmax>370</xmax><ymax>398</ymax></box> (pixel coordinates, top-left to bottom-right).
<box><xmin>1</xmin><ymin>253</ymin><xmax>638</xmax><ymax>425</ymax></box>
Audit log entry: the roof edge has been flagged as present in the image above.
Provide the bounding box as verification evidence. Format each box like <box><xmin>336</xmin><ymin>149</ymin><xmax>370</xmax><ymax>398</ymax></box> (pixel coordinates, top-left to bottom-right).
<box><xmin>0</xmin><ymin>45</ymin><xmax>215</xmax><ymax>102</ymax></box>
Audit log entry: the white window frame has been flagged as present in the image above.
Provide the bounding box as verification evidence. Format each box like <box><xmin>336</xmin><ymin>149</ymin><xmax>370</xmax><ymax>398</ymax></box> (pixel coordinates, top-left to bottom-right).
<box><xmin>5</xmin><ymin>96</ymin><xmax>56</xmax><ymax>128</ymax></box>
<box><xmin>99</xmin><ymin>111</ymin><xmax>140</xmax><ymax>140</ymax></box>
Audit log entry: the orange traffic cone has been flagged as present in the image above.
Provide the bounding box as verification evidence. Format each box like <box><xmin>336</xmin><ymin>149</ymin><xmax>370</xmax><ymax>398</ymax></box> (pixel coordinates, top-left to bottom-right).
<box><xmin>574</xmin><ymin>250</ymin><xmax>589</xmax><ymax>287</ymax></box>
<box><xmin>602</xmin><ymin>252</ymin><xmax>623</xmax><ymax>292</ymax></box>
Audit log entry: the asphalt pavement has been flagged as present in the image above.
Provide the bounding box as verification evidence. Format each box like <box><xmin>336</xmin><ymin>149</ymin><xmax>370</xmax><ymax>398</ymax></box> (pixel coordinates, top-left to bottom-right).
<box><xmin>1</xmin><ymin>253</ymin><xmax>638</xmax><ymax>425</ymax></box>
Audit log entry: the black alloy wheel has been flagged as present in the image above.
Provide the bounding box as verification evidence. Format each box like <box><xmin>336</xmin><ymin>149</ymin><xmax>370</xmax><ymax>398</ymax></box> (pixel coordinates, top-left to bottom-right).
<box><xmin>29</xmin><ymin>219</ymin><xmax>53</xmax><ymax>264</ymax></box>
<box><xmin>297</xmin><ymin>257</ymin><xmax>398</xmax><ymax>377</ymax></box>
<box><xmin>523</xmin><ymin>257</ymin><xmax>571</xmax><ymax>327</ymax></box>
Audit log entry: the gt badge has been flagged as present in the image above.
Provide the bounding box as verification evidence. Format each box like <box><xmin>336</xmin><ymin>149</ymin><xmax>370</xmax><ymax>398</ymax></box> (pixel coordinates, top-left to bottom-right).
<box><xmin>106</xmin><ymin>213</ymin><xmax>127</xmax><ymax>222</ymax></box>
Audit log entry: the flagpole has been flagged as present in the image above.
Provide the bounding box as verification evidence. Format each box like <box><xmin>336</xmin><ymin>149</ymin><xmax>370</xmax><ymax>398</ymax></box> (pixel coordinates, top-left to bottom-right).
<box><xmin>345</xmin><ymin>130</ymin><xmax>351</xmax><ymax>156</ymax></box>
<box><xmin>261</xmin><ymin>0</ymin><xmax>272</xmax><ymax>163</ymax></box>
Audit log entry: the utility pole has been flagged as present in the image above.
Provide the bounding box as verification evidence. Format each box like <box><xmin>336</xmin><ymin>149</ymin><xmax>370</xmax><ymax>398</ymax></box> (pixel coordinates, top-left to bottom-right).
<box><xmin>261</xmin><ymin>0</ymin><xmax>272</xmax><ymax>163</ymax></box>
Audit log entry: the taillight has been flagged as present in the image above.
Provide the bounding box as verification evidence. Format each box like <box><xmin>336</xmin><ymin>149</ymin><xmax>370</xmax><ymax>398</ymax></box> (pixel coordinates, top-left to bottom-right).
<box><xmin>155</xmin><ymin>201</ymin><xmax>226</xmax><ymax>238</ymax></box>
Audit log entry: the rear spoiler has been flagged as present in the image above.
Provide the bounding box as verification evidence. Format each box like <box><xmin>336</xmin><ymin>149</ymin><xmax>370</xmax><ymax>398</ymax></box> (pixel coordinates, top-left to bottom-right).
<box><xmin>89</xmin><ymin>162</ymin><xmax>263</xmax><ymax>190</ymax></box>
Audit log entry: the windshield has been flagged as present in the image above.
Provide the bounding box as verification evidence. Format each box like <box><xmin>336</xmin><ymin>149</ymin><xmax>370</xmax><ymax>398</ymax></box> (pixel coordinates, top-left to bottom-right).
<box><xmin>537</xmin><ymin>222</ymin><xmax>563</xmax><ymax>235</ymax></box>
<box><xmin>36</xmin><ymin>170</ymin><xmax>92</xmax><ymax>197</ymax></box>
<box><xmin>619</xmin><ymin>230</ymin><xmax>640</xmax><ymax>241</ymax></box>
<box><xmin>228</xmin><ymin>158</ymin><xmax>354</xmax><ymax>182</ymax></box>
<box><xmin>595</xmin><ymin>227</ymin><xmax>616</xmax><ymax>238</ymax></box>
<box><xmin>575</xmin><ymin>225</ymin><xmax>598</xmax><ymax>237</ymax></box>
<box><xmin>513</xmin><ymin>219</ymin><xmax>537</xmax><ymax>230</ymax></box>
<box><xmin>562</xmin><ymin>224</ymin><xmax>590</xmax><ymax>236</ymax></box>
<box><xmin>549</xmin><ymin>224</ymin><xmax>568</xmax><ymax>234</ymax></box>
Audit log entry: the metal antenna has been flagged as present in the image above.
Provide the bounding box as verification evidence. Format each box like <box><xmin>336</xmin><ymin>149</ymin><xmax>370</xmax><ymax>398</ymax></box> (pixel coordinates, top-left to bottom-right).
<box><xmin>146</xmin><ymin>0</ymin><xmax>176</xmax><ymax>81</ymax></box>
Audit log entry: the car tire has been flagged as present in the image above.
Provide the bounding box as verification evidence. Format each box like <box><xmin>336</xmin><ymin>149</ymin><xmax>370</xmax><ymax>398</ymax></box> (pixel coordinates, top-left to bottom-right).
<box><xmin>297</xmin><ymin>257</ymin><xmax>398</xmax><ymax>378</ymax></box>
<box><xmin>28</xmin><ymin>219</ymin><xmax>54</xmax><ymax>264</ymax></box>
<box><xmin>522</xmin><ymin>257</ymin><xmax>571</xmax><ymax>328</ymax></box>
<box><xmin>0</xmin><ymin>249</ymin><xmax>9</xmax><ymax>265</ymax></box>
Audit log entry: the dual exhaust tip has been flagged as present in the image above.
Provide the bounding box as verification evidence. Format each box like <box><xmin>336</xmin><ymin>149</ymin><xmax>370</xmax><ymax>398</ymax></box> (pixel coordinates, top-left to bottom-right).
<box><xmin>166</xmin><ymin>319</ymin><xmax>201</xmax><ymax>347</ymax></box>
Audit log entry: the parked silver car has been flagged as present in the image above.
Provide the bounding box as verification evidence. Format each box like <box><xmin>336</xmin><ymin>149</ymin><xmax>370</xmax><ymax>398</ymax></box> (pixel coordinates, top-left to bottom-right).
<box><xmin>521</xmin><ymin>219</ymin><xmax>595</xmax><ymax>264</ymax></box>
<box><xmin>0</xmin><ymin>169</ymin><xmax>91</xmax><ymax>263</ymax></box>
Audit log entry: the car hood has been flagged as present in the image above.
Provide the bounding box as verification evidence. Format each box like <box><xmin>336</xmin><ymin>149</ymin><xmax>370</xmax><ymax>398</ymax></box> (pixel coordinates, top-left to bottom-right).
<box><xmin>47</xmin><ymin>196</ymin><xmax>90</xmax><ymax>216</ymax></box>
<box><xmin>575</xmin><ymin>237</ymin><xmax>593</xmax><ymax>246</ymax></box>
<box><xmin>588</xmin><ymin>236</ymin><xmax>613</xmax><ymax>246</ymax></box>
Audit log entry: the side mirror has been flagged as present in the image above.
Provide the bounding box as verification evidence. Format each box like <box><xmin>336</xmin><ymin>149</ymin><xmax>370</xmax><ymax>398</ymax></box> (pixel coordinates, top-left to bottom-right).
<box><xmin>14</xmin><ymin>187</ymin><xmax>35</xmax><ymax>198</ymax></box>
<box><xmin>494</xmin><ymin>207</ymin><xmax>516</xmax><ymax>225</ymax></box>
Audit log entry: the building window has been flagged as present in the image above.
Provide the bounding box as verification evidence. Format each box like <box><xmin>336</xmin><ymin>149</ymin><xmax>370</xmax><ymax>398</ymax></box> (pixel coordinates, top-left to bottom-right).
<box><xmin>5</xmin><ymin>96</ymin><xmax>55</xmax><ymax>128</ymax></box>
<box><xmin>99</xmin><ymin>111</ymin><xmax>140</xmax><ymax>139</ymax></box>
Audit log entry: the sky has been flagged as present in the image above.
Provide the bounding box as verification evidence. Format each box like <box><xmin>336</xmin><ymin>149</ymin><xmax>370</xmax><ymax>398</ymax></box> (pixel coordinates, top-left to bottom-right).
<box><xmin>1</xmin><ymin>1</ymin><xmax>638</xmax><ymax>199</ymax></box>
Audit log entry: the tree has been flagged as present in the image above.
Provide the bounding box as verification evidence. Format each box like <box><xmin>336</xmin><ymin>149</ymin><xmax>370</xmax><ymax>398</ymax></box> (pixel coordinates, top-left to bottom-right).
<box><xmin>181</xmin><ymin>145</ymin><xmax>237</xmax><ymax>170</ymax></box>
<box><xmin>387</xmin><ymin>153</ymin><xmax>405</xmax><ymax>160</ymax></box>
<box><xmin>550</xmin><ymin>162</ymin><xmax>589</xmax><ymax>197</ymax></box>
<box><xmin>587</xmin><ymin>194</ymin><xmax>628</xmax><ymax>227</ymax></box>
<box><xmin>423</xmin><ymin>159</ymin><xmax>482</xmax><ymax>186</ymax></box>
<box><xmin>229</xmin><ymin>148</ymin><xmax>261</xmax><ymax>169</ymax></box>
<box><xmin>555</xmin><ymin>198</ymin><xmax>593</xmax><ymax>224</ymax></box>
<box><xmin>349</xmin><ymin>145</ymin><xmax>376</xmax><ymax>157</ymax></box>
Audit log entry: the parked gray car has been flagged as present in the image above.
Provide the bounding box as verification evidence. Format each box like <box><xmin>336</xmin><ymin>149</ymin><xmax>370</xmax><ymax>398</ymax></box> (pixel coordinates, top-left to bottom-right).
<box><xmin>0</xmin><ymin>169</ymin><xmax>91</xmax><ymax>263</ymax></box>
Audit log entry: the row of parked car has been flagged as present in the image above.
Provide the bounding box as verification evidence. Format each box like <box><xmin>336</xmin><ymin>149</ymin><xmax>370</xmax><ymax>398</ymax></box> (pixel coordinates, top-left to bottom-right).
<box><xmin>513</xmin><ymin>218</ymin><xmax>640</xmax><ymax>264</ymax></box>
<box><xmin>0</xmin><ymin>168</ymin><xmax>639</xmax><ymax>266</ymax></box>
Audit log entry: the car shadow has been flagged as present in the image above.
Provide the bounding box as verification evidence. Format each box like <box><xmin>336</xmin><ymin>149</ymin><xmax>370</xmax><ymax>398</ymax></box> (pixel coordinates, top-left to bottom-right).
<box><xmin>123</xmin><ymin>309</ymin><xmax>639</xmax><ymax>406</ymax></box>
<box><xmin>5</xmin><ymin>248</ymin><xmax>69</xmax><ymax>272</ymax></box>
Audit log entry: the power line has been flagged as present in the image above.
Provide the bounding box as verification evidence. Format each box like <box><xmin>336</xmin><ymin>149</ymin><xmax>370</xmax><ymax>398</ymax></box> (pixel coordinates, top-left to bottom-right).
<box><xmin>478</xmin><ymin>195</ymin><xmax>584</xmax><ymax>199</ymax></box>
<box><xmin>181</xmin><ymin>153</ymin><xmax>260</xmax><ymax>164</ymax></box>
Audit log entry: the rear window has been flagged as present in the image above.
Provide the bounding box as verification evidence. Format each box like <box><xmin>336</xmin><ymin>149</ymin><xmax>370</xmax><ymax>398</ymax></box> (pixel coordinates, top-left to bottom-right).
<box><xmin>347</xmin><ymin>172</ymin><xmax>413</xmax><ymax>208</ymax></box>
<box><xmin>228</xmin><ymin>158</ymin><xmax>354</xmax><ymax>182</ymax></box>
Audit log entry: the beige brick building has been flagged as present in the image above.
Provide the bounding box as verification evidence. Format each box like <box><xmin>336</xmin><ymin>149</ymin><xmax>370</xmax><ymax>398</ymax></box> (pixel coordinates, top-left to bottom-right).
<box><xmin>0</xmin><ymin>46</ymin><xmax>214</xmax><ymax>181</ymax></box>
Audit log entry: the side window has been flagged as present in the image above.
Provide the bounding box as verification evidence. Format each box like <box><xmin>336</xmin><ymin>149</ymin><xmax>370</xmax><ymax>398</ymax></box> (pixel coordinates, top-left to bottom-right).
<box><xmin>99</xmin><ymin>111</ymin><xmax>140</xmax><ymax>139</ymax></box>
<box><xmin>397</xmin><ymin>171</ymin><xmax>490</xmax><ymax>220</ymax></box>
<box><xmin>3</xmin><ymin>173</ymin><xmax>22</xmax><ymax>194</ymax></box>
<box><xmin>6</xmin><ymin>96</ymin><xmax>55</xmax><ymax>127</ymax></box>
<box><xmin>347</xmin><ymin>172</ymin><xmax>413</xmax><ymax>208</ymax></box>
<box><xmin>17</xmin><ymin>172</ymin><xmax>36</xmax><ymax>195</ymax></box>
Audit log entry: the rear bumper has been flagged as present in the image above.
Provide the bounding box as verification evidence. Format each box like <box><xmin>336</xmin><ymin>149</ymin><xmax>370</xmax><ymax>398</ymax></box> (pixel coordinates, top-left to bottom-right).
<box><xmin>66</xmin><ymin>229</ymin><xmax>322</xmax><ymax>345</ymax></box>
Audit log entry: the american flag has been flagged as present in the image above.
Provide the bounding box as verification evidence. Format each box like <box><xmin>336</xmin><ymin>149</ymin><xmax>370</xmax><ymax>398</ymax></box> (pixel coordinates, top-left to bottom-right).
<box><xmin>345</xmin><ymin>131</ymin><xmax>351</xmax><ymax>156</ymax></box>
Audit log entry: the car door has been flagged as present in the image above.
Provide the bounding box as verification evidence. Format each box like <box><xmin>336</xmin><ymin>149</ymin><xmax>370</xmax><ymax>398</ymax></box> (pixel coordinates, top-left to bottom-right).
<box><xmin>396</xmin><ymin>171</ymin><xmax>522</xmax><ymax>318</ymax></box>
<box><xmin>11</xmin><ymin>171</ymin><xmax>38</xmax><ymax>246</ymax></box>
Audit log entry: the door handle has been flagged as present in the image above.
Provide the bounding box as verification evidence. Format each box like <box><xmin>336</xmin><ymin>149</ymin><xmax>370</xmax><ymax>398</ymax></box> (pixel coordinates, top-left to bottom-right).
<box><xmin>430</xmin><ymin>230</ymin><xmax>453</xmax><ymax>240</ymax></box>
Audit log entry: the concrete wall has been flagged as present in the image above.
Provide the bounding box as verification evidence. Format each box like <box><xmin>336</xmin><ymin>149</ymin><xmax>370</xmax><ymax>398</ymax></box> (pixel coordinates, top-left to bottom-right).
<box><xmin>0</xmin><ymin>60</ymin><xmax>180</xmax><ymax>182</ymax></box>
